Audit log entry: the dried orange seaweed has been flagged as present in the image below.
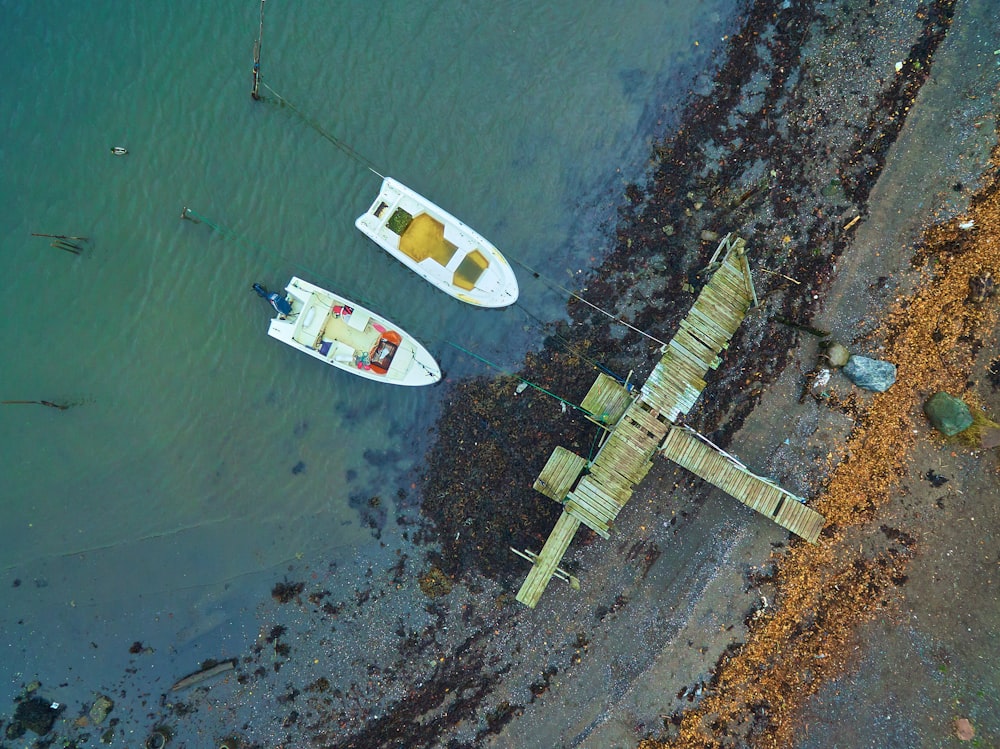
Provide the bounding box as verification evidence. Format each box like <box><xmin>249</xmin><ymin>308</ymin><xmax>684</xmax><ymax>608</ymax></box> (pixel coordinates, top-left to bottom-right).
<box><xmin>640</xmin><ymin>147</ymin><xmax>1000</xmax><ymax>749</ymax></box>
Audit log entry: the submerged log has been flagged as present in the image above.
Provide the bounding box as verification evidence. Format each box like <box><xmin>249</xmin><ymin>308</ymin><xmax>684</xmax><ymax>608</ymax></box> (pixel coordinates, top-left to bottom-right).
<box><xmin>170</xmin><ymin>659</ymin><xmax>237</xmax><ymax>691</ymax></box>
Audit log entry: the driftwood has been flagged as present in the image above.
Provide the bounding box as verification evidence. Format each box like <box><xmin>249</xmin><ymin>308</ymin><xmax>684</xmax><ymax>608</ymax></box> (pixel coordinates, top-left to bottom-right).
<box><xmin>170</xmin><ymin>659</ymin><xmax>237</xmax><ymax>691</ymax></box>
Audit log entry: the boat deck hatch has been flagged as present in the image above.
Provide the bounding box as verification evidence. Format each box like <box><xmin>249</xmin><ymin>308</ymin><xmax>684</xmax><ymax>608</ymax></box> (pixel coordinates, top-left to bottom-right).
<box><xmin>399</xmin><ymin>213</ymin><xmax>458</xmax><ymax>266</ymax></box>
<box><xmin>453</xmin><ymin>249</ymin><xmax>488</xmax><ymax>290</ymax></box>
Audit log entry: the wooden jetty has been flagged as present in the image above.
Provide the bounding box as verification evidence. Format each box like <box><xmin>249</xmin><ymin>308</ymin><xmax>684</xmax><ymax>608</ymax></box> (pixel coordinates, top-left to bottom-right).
<box><xmin>514</xmin><ymin>234</ymin><xmax>825</xmax><ymax>608</ymax></box>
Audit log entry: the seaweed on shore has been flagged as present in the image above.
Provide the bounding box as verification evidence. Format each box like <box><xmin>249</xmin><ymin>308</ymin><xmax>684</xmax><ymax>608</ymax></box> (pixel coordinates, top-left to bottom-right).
<box><xmin>418</xmin><ymin>0</ymin><xmax>957</xmax><ymax>593</ymax></box>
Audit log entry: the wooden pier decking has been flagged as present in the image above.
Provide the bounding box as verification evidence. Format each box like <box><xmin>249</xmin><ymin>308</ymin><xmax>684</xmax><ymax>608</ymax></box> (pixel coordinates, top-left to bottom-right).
<box><xmin>515</xmin><ymin>234</ymin><xmax>825</xmax><ymax>608</ymax></box>
<box><xmin>660</xmin><ymin>425</ymin><xmax>824</xmax><ymax>543</ymax></box>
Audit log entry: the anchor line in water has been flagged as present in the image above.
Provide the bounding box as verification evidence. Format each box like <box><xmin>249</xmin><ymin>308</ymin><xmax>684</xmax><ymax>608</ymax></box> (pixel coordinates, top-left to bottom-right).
<box><xmin>180</xmin><ymin>207</ymin><xmax>386</xmax><ymax>317</ymax></box>
<box><xmin>443</xmin><ymin>340</ymin><xmax>597</xmax><ymax>420</ymax></box>
<box><xmin>257</xmin><ymin>84</ymin><xmax>663</xmax><ymax>351</ymax></box>
<box><xmin>511</xmin><ymin>254</ymin><xmax>668</xmax><ymax>349</ymax></box>
<box><xmin>513</xmin><ymin>302</ymin><xmax>631</xmax><ymax>388</ymax></box>
<box><xmin>259</xmin><ymin>80</ymin><xmax>385</xmax><ymax>179</ymax></box>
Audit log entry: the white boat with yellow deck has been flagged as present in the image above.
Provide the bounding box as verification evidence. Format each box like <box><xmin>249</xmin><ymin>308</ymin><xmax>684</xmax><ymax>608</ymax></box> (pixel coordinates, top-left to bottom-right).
<box><xmin>355</xmin><ymin>177</ymin><xmax>519</xmax><ymax>308</ymax></box>
<box><xmin>254</xmin><ymin>277</ymin><xmax>441</xmax><ymax>386</ymax></box>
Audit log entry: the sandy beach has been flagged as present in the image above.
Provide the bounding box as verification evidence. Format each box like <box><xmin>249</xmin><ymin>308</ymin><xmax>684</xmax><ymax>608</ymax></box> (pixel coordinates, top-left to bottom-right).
<box><xmin>5</xmin><ymin>1</ymin><xmax>998</xmax><ymax>748</ymax></box>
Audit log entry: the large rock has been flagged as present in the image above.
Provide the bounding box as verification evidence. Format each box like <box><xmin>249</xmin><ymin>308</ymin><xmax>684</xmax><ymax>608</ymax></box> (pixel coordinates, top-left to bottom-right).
<box><xmin>924</xmin><ymin>392</ymin><xmax>973</xmax><ymax>436</ymax></box>
<box><xmin>843</xmin><ymin>355</ymin><xmax>897</xmax><ymax>392</ymax></box>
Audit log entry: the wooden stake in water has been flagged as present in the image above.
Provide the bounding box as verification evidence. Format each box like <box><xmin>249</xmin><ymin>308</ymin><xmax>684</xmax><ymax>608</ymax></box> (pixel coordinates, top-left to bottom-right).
<box><xmin>31</xmin><ymin>233</ymin><xmax>88</xmax><ymax>241</ymax></box>
<box><xmin>2</xmin><ymin>400</ymin><xmax>71</xmax><ymax>410</ymax></box>
<box><xmin>251</xmin><ymin>0</ymin><xmax>266</xmax><ymax>100</ymax></box>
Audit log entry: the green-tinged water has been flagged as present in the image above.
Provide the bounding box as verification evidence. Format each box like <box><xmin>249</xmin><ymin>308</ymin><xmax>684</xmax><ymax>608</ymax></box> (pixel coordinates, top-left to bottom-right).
<box><xmin>0</xmin><ymin>0</ymin><xmax>737</xmax><ymax>701</ymax></box>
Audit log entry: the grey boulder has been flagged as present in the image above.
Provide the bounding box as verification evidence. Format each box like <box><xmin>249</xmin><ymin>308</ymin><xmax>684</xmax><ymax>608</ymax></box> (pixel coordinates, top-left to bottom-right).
<box><xmin>843</xmin><ymin>355</ymin><xmax>897</xmax><ymax>392</ymax></box>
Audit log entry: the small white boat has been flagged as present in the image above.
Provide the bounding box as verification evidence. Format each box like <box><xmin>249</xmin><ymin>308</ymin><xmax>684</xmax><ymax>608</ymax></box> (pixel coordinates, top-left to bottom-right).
<box><xmin>355</xmin><ymin>177</ymin><xmax>519</xmax><ymax>308</ymax></box>
<box><xmin>253</xmin><ymin>277</ymin><xmax>441</xmax><ymax>386</ymax></box>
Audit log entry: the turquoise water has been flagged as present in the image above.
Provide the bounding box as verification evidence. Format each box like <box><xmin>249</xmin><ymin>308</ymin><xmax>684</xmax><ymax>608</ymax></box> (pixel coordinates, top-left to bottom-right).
<box><xmin>0</xmin><ymin>0</ymin><xmax>737</xmax><ymax>708</ymax></box>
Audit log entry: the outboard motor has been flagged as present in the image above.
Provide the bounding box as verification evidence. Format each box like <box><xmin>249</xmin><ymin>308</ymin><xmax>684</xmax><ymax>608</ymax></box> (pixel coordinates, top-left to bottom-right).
<box><xmin>252</xmin><ymin>283</ymin><xmax>292</xmax><ymax>316</ymax></box>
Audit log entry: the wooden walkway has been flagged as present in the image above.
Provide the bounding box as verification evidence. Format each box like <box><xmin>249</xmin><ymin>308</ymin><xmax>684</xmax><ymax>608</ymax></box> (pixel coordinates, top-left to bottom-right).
<box><xmin>660</xmin><ymin>426</ymin><xmax>824</xmax><ymax>543</ymax></box>
<box><xmin>515</xmin><ymin>234</ymin><xmax>824</xmax><ymax>608</ymax></box>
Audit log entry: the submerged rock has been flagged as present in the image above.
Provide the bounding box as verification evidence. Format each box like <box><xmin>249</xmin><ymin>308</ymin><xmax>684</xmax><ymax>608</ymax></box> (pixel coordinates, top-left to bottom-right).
<box><xmin>843</xmin><ymin>355</ymin><xmax>896</xmax><ymax>392</ymax></box>
<box><xmin>89</xmin><ymin>694</ymin><xmax>114</xmax><ymax>725</ymax></box>
<box><xmin>12</xmin><ymin>696</ymin><xmax>61</xmax><ymax>736</ymax></box>
<box><xmin>924</xmin><ymin>392</ymin><xmax>973</xmax><ymax>436</ymax></box>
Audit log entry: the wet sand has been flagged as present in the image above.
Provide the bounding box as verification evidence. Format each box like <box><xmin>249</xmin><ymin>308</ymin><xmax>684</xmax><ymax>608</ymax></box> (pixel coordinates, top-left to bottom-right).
<box><xmin>6</xmin><ymin>1</ymin><xmax>998</xmax><ymax>748</ymax></box>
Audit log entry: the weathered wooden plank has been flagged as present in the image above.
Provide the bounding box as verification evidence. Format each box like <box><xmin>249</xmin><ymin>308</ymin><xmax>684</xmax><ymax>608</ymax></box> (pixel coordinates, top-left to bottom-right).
<box><xmin>648</xmin><ymin>353</ymin><xmax>707</xmax><ymax>394</ymax></box>
<box><xmin>690</xmin><ymin>291</ymin><xmax>744</xmax><ymax>336</ymax></box>
<box><xmin>641</xmin><ymin>363</ymin><xmax>706</xmax><ymax>411</ymax></box>
<box><xmin>581</xmin><ymin>373</ymin><xmax>634</xmax><ymax>427</ymax></box>
<box><xmin>681</xmin><ymin>308</ymin><xmax>732</xmax><ymax>351</ymax></box>
<box><xmin>573</xmin><ymin>478</ymin><xmax>624</xmax><ymax>521</ymax></box>
<box><xmin>695</xmin><ymin>276</ymin><xmax>748</xmax><ymax>317</ymax></box>
<box><xmin>709</xmin><ymin>265</ymin><xmax>750</xmax><ymax>300</ymax></box>
<box><xmin>564</xmin><ymin>497</ymin><xmax>611</xmax><ymax>538</ymax></box>
<box><xmin>516</xmin><ymin>512</ymin><xmax>582</xmax><ymax>608</ymax></box>
<box><xmin>714</xmin><ymin>264</ymin><xmax>754</xmax><ymax>303</ymax></box>
<box><xmin>773</xmin><ymin>498</ymin><xmax>825</xmax><ymax>543</ymax></box>
<box><xmin>533</xmin><ymin>446</ymin><xmax>588</xmax><ymax>502</ymax></box>
<box><xmin>671</xmin><ymin>327</ymin><xmax>722</xmax><ymax>370</ymax></box>
<box><xmin>621</xmin><ymin>404</ymin><xmax>670</xmax><ymax>439</ymax></box>
<box><xmin>586</xmin><ymin>462</ymin><xmax>636</xmax><ymax>494</ymax></box>
<box><xmin>668</xmin><ymin>342</ymin><xmax>717</xmax><ymax>380</ymax></box>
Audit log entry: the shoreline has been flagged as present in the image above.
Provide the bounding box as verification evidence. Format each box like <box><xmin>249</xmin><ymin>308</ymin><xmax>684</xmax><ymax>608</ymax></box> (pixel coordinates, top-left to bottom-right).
<box><xmin>5</xmin><ymin>1</ymin><xmax>997</xmax><ymax>747</ymax></box>
<box><xmin>414</xmin><ymin>0</ymin><xmax>999</xmax><ymax>746</ymax></box>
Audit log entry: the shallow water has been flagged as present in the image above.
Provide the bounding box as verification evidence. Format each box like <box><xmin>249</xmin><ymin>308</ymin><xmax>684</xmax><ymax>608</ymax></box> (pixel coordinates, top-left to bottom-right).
<box><xmin>0</xmin><ymin>0</ymin><xmax>739</xmax><ymax>710</ymax></box>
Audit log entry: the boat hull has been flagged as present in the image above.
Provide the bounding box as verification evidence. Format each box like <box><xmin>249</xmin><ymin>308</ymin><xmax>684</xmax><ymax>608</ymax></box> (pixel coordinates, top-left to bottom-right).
<box><xmin>355</xmin><ymin>177</ymin><xmax>519</xmax><ymax>308</ymax></box>
<box><xmin>263</xmin><ymin>277</ymin><xmax>441</xmax><ymax>386</ymax></box>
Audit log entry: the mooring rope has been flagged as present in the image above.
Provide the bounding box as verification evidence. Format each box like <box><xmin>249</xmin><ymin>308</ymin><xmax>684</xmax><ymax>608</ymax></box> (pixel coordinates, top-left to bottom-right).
<box><xmin>443</xmin><ymin>339</ymin><xmax>598</xmax><ymax>419</ymax></box>
<box><xmin>180</xmin><ymin>207</ymin><xmax>387</xmax><ymax>314</ymax></box>
<box><xmin>259</xmin><ymin>80</ymin><xmax>666</xmax><ymax>350</ymax></box>
<box><xmin>513</xmin><ymin>255</ymin><xmax>669</xmax><ymax>348</ymax></box>
<box><xmin>514</xmin><ymin>302</ymin><xmax>632</xmax><ymax>388</ymax></box>
<box><xmin>183</xmin><ymin>208</ymin><xmax>612</xmax><ymax>424</ymax></box>
<box><xmin>259</xmin><ymin>80</ymin><xmax>385</xmax><ymax>179</ymax></box>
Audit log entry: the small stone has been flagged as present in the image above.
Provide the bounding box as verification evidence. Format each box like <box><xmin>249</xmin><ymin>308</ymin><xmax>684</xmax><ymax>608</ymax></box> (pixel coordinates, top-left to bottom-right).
<box><xmin>89</xmin><ymin>694</ymin><xmax>114</xmax><ymax>725</ymax></box>
<box><xmin>822</xmin><ymin>342</ymin><xmax>850</xmax><ymax>367</ymax></box>
<box><xmin>843</xmin><ymin>355</ymin><xmax>896</xmax><ymax>392</ymax></box>
<box><xmin>924</xmin><ymin>392</ymin><xmax>974</xmax><ymax>436</ymax></box>
<box><xmin>979</xmin><ymin>427</ymin><xmax>1000</xmax><ymax>449</ymax></box>
<box><xmin>700</xmin><ymin>230</ymin><xmax>719</xmax><ymax>242</ymax></box>
<box><xmin>954</xmin><ymin>717</ymin><xmax>975</xmax><ymax>741</ymax></box>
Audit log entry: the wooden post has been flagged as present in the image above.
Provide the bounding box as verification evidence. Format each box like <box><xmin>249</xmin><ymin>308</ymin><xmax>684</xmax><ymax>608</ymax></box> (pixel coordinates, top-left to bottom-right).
<box><xmin>251</xmin><ymin>0</ymin><xmax>266</xmax><ymax>100</ymax></box>
<box><xmin>2</xmin><ymin>400</ymin><xmax>70</xmax><ymax>410</ymax></box>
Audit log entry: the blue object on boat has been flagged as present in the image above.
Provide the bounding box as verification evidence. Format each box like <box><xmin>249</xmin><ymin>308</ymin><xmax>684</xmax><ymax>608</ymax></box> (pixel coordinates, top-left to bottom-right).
<box><xmin>252</xmin><ymin>282</ymin><xmax>292</xmax><ymax>315</ymax></box>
